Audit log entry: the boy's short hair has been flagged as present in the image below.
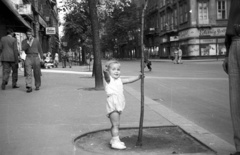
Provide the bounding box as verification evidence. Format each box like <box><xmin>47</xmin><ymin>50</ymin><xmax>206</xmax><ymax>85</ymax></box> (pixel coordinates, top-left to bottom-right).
<box><xmin>105</xmin><ymin>59</ymin><xmax>120</xmax><ymax>70</ymax></box>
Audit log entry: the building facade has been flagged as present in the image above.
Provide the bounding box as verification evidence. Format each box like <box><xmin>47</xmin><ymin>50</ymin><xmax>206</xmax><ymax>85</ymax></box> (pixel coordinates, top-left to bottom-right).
<box><xmin>145</xmin><ymin>0</ymin><xmax>230</xmax><ymax>59</ymax></box>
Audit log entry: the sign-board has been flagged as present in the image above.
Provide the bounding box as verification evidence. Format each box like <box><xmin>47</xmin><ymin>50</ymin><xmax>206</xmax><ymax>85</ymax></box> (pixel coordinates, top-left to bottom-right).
<box><xmin>46</xmin><ymin>27</ymin><xmax>56</xmax><ymax>35</ymax></box>
<box><xmin>18</xmin><ymin>4</ymin><xmax>32</xmax><ymax>15</ymax></box>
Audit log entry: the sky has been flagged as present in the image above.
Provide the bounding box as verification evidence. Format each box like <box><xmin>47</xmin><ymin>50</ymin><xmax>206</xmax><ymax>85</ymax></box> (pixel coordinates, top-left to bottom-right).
<box><xmin>56</xmin><ymin>0</ymin><xmax>65</xmax><ymax>37</ymax></box>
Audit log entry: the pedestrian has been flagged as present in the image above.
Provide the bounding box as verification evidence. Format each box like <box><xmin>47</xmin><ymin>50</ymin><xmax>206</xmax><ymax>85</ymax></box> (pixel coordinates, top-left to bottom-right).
<box><xmin>173</xmin><ymin>47</ymin><xmax>179</xmax><ymax>64</ymax></box>
<box><xmin>177</xmin><ymin>47</ymin><xmax>183</xmax><ymax>64</ymax></box>
<box><xmin>67</xmin><ymin>49</ymin><xmax>73</xmax><ymax>68</ymax></box>
<box><xmin>61</xmin><ymin>50</ymin><xmax>67</xmax><ymax>68</ymax></box>
<box><xmin>0</xmin><ymin>28</ymin><xmax>19</xmax><ymax>90</ymax></box>
<box><xmin>144</xmin><ymin>57</ymin><xmax>152</xmax><ymax>71</ymax></box>
<box><xmin>21</xmin><ymin>29</ymin><xmax>43</xmax><ymax>93</ymax></box>
<box><xmin>103</xmin><ymin>60</ymin><xmax>142</xmax><ymax>150</ymax></box>
<box><xmin>222</xmin><ymin>1</ymin><xmax>240</xmax><ymax>155</ymax></box>
<box><xmin>54</xmin><ymin>52</ymin><xmax>59</xmax><ymax>68</ymax></box>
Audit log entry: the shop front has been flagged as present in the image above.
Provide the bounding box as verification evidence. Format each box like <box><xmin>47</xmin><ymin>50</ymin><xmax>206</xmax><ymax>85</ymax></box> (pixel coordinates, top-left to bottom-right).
<box><xmin>178</xmin><ymin>27</ymin><xmax>226</xmax><ymax>58</ymax></box>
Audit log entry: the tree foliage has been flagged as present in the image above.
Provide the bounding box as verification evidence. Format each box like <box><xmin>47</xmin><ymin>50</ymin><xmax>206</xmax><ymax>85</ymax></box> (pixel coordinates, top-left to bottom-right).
<box><xmin>59</xmin><ymin>0</ymin><xmax>92</xmax><ymax>51</ymax></box>
<box><xmin>100</xmin><ymin>1</ymin><xmax>140</xmax><ymax>55</ymax></box>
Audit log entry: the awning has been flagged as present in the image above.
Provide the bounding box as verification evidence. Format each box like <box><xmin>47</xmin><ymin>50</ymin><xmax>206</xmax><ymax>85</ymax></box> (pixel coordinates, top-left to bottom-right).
<box><xmin>39</xmin><ymin>15</ymin><xmax>47</xmax><ymax>28</ymax></box>
<box><xmin>1</xmin><ymin>0</ymin><xmax>31</xmax><ymax>31</ymax></box>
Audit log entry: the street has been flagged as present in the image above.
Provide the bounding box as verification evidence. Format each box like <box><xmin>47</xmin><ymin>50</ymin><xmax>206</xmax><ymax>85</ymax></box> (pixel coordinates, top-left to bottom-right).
<box><xmin>118</xmin><ymin>59</ymin><xmax>232</xmax><ymax>145</ymax></box>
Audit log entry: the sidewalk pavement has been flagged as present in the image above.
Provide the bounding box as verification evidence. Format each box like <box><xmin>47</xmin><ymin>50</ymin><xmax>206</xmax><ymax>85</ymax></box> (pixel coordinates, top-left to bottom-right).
<box><xmin>0</xmin><ymin>64</ymin><xmax>235</xmax><ymax>155</ymax></box>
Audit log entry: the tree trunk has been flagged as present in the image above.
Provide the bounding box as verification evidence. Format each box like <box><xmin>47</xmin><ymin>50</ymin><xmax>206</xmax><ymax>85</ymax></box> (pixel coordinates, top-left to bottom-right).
<box><xmin>136</xmin><ymin>0</ymin><xmax>148</xmax><ymax>147</ymax></box>
<box><xmin>88</xmin><ymin>0</ymin><xmax>103</xmax><ymax>90</ymax></box>
<box><xmin>82</xmin><ymin>45</ymin><xmax>86</xmax><ymax>65</ymax></box>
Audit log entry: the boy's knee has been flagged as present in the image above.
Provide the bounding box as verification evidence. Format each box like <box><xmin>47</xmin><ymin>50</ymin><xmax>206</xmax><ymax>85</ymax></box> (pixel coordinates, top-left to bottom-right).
<box><xmin>112</xmin><ymin>122</ymin><xmax>120</xmax><ymax>127</ymax></box>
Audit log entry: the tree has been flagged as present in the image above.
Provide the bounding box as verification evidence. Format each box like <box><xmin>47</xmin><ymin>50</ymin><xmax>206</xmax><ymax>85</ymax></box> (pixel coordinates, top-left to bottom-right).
<box><xmin>59</xmin><ymin>0</ymin><xmax>131</xmax><ymax>89</ymax></box>
<box><xmin>88</xmin><ymin>0</ymin><xmax>103</xmax><ymax>89</ymax></box>
<box><xmin>136</xmin><ymin>0</ymin><xmax>148</xmax><ymax>147</ymax></box>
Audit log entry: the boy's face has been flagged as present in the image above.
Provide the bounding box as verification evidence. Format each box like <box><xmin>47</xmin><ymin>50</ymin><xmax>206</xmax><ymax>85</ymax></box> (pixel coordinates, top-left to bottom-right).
<box><xmin>109</xmin><ymin>63</ymin><xmax>121</xmax><ymax>79</ymax></box>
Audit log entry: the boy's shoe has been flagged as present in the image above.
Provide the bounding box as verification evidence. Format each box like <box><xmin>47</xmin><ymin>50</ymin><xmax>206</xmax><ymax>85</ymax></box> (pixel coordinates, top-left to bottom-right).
<box><xmin>111</xmin><ymin>141</ymin><xmax>126</xmax><ymax>150</ymax></box>
<box><xmin>110</xmin><ymin>138</ymin><xmax>125</xmax><ymax>146</ymax></box>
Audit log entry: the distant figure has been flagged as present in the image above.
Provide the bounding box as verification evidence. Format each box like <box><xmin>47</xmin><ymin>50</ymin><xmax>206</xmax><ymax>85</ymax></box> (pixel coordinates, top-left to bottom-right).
<box><xmin>103</xmin><ymin>60</ymin><xmax>142</xmax><ymax>150</ymax></box>
<box><xmin>0</xmin><ymin>28</ymin><xmax>19</xmax><ymax>90</ymax></box>
<box><xmin>173</xmin><ymin>48</ymin><xmax>179</xmax><ymax>64</ymax></box>
<box><xmin>144</xmin><ymin>57</ymin><xmax>152</xmax><ymax>71</ymax></box>
<box><xmin>67</xmin><ymin>49</ymin><xmax>73</xmax><ymax>68</ymax></box>
<box><xmin>177</xmin><ymin>47</ymin><xmax>183</xmax><ymax>64</ymax></box>
<box><xmin>21</xmin><ymin>29</ymin><xmax>43</xmax><ymax>93</ymax></box>
<box><xmin>54</xmin><ymin>52</ymin><xmax>59</xmax><ymax>68</ymax></box>
<box><xmin>222</xmin><ymin>1</ymin><xmax>240</xmax><ymax>155</ymax></box>
<box><xmin>61</xmin><ymin>50</ymin><xmax>67</xmax><ymax>68</ymax></box>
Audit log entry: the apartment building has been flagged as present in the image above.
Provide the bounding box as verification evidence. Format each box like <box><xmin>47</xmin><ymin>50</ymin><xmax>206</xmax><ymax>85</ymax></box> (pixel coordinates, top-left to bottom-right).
<box><xmin>145</xmin><ymin>0</ymin><xmax>230</xmax><ymax>59</ymax></box>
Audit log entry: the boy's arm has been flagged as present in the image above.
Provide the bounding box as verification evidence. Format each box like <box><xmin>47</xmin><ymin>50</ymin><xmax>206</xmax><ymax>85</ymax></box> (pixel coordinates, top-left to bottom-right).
<box><xmin>103</xmin><ymin>70</ymin><xmax>110</xmax><ymax>83</ymax></box>
<box><xmin>122</xmin><ymin>75</ymin><xmax>142</xmax><ymax>84</ymax></box>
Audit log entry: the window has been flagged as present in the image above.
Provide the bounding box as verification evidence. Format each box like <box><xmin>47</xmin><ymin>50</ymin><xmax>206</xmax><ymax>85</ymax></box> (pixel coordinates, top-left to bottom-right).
<box><xmin>173</xmin><ymin>7</ymin><xmax>178</xmax><ymax>27</ymax></box>
<box><xmin>198</xmin><ymin>1</ymin><xmax>209</xmax><ymax>24</ymax></box>
<box><xmin>179</xmin><ymin>5</ymin><xmax>183</xmax><ymax>24</ymax></box>
<box><xmin>217</xmin><ymin>0</ymin><xmax>227</xmax><ymax>19</ymax></box>
<box><xmin>184</xmin><ymin>4</ymin><xmax>188</xmax><ymax>22</ymax></box>
<box><xmin>160</xmin><ymin>14</ymin><xmax>164</xmax><ymax>31</ymax></box>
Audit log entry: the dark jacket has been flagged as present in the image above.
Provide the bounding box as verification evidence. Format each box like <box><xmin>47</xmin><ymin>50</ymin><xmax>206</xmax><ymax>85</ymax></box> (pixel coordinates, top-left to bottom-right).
<box><xmin>0</xmin><ymin>35</ymin><xmax>18</xmax><ymax>62</ymax></box>
<box><xmin>225</xmin><ymin>0</ymin><xmax>240</xmax><ymax>57</ymax></box>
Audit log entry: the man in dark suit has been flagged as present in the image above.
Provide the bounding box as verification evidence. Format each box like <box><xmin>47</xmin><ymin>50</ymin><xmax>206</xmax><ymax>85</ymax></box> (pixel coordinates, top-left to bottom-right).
<box><xmin>22</xmin><ymin>29</ymin><xmax>43</xmax><ymax>93</ymax></box>
<box><xmin>0</xmin><ymin>28</ymin><xmax>19</xmax><ymax>90</ymax></box>
<box><xmin>223</xmin><ymin>1</ymin><xmax>240</xmax><ymax>155</ymax></box>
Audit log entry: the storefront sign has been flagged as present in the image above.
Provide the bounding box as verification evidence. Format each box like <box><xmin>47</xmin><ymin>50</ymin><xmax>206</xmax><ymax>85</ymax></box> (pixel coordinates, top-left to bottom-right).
<box><xmin>170</xmin><ymin>36</ymin><xmax>179</xmax><ymax>41</ymax></box>
<box><xmin>46</xmin><ymin>27</ymin><xmax>56</xmax><ymax>35</ymax></box>
<box><xmin>199</xmin><ymin>28</ymin><xmax>226</xmax><ymax>36</ymax></box>
<box><xmin>200</xmin><ymin>39</ymin><xmax>216</xmax><ymax>44</ymax></box>
<box><xmin>188</xmin><ymin>39</ymin><xmax>199</xmax><ymax>44</ymax></box>
<box><xmin>179</xmin><ymin>28</ymin><xmax>199</xmax><ymax>39</ymax></box>
<box><xmin>18</xmin><ymin>4</ymin><xmax>32</xmax><ymax>15</ymax></box>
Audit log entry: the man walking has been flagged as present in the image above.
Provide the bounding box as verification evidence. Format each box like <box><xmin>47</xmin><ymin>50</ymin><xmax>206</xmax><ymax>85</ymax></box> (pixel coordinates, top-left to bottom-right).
<box><xmin>67</xmin><ymin>49</ymin><xmax>73</xmax><ymax>68</ymax></box>
<box><xmin>177</xmin><ymin>47</ymin><xmax>183</xmax><ymax>64</ymax></box>
<box><xmin>22</xmin><ymin>30</ymin><xmax>43</xmax><ymax>93</ymax></box>
<box><xmin>0</xmin><ymin>28</ymin><xmax>19</xmax><ymax>90</ymax></box>
<box><xmin>61</xmin><ymin>49</ymin><xmax>67</xmax><ymax>68</ymax></box>
<box><xmin>223</xmin><ymin>0</ymin><xmax>240</xmax><ymax>155</ymax></box>
<box><xmin>173</xmin><ymin>47</ymin><xmax>179</xmax><ymax>64</ymax></box>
